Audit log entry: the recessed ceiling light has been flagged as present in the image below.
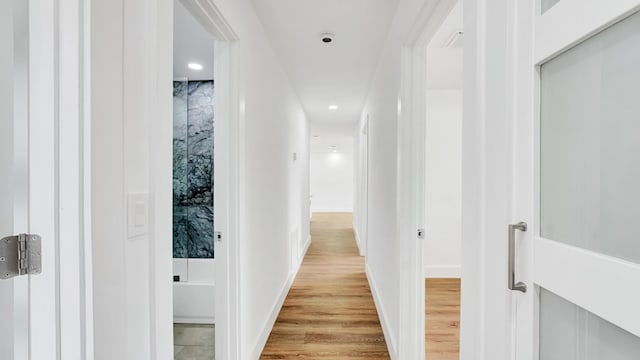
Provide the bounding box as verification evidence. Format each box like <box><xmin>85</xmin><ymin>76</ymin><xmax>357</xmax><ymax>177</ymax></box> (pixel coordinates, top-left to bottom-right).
<box><xmin>332</xmin><ymin>150</ymin><xmax>338</xmax><ymax>153</ymax></box>
<box><xmin>328</xmin><ymin>105</ymin><xmax>338</xmax><ymax>110</ymax></box>
<box><xmin>188</xmin><ymin>63</ymin><xmax>203</xmax><ymax>70</ymax></box>
<box><xmin>320</xmin><ymin>33</ymin><xmax>334</xmax><ymax>43</ymax></box>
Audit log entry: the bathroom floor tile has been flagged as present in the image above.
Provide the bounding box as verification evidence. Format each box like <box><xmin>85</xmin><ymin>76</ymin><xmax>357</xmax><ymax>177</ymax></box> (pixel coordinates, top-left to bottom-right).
<box><xmin>174</xmin><ymin>345</ymin><xmax>185</xmax><ymax>357</ymax></box>
<box><xmin>175</xmin><ymin>346</ymin><xmax>214</xmax><ymax>360</ymax></box>
<box><xmin>174</xmin><ymin>323</ymin><xmax>215</xmax><ymax>352</ymax></box>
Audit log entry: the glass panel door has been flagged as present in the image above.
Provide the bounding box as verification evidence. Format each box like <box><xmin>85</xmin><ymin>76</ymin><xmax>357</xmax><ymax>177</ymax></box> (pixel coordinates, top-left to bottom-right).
<box><xmin>536</xmin><ymin>6</ymin><xmax>640</xmax><ymax>359</ymax></box>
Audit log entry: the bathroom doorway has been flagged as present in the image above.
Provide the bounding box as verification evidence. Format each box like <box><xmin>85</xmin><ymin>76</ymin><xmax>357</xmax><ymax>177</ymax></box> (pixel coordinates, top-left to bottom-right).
<box><xmin>172</xmin><ymin>2</ymin><xmax>217</xmax><ymax>358</ymax></box>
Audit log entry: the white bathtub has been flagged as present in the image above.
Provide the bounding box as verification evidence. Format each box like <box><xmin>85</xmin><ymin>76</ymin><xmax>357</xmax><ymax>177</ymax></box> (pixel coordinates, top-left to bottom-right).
<box><xmin>173</xmin><ymin>258</ymin><xmax>215</xmax><ymax>324</ymax></box>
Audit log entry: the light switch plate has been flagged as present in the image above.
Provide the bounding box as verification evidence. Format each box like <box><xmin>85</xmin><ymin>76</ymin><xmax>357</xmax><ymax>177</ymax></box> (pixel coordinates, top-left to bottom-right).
<box><xmin>127</xmin><ymin>192</ymin><xmax>149</xmax><ymax>238</ymax></box>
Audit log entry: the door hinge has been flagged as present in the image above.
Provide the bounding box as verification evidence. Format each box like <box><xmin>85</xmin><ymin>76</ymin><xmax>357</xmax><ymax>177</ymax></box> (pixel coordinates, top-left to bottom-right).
<box><xmin>417</xmin><ymin>228</ymin><xmax>425</xmax><ymax>239</ymax></box>
<box><xmin>0</xmin><ymin>234</ymin><xmax>42</xmax><ymax>280</ymax></box>
<box><xmin>215</xmin><ymin>231</ymin><xmax>222</xmax><ymax>243</ymax></box>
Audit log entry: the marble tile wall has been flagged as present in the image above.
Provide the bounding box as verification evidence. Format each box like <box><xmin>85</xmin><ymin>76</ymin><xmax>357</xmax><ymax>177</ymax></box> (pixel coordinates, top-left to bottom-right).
<box><xmin>173</xmin><ymin>80</ymin><xmax>215</xmax><ymax>259</ymax></box>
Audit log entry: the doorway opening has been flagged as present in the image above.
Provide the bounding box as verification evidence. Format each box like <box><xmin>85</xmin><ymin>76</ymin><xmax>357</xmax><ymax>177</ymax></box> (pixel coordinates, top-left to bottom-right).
<box><xmin>172</xmin><ymin>1</ymin><xmax>216</xmax><ymax>357</ymax></box>
<box><xmin>163</xmin><ymin>1</ymin><xmax>240</xmax><ymax>359</ymax></box>
<box><xmin>309</xmin><ymin>130</ymin><xmax>355</xmax><ymax>216</ymax></box>
<box><xmin>423</xmin><ymin>1</ymin><xmax>463</xmax><ymax>358</ymax></box>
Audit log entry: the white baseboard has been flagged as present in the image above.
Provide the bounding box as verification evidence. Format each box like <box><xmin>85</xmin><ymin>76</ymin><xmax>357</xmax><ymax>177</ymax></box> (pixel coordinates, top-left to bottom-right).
<box><xmin>353</xmin><ymin>225</ymin><xmax>365</xmax><ymax>257</ymax></box>
<box><xmin>249</xmin><ymin>272</ymin><xmax>295</xmax><ymax>359</ymax></box>
<box><xmin>297</xmin><ymin>236</ymin><xmax>311</xmax><ymax>272</ymax></box>
<box><xmin>365</xmin><ymin>264</ymin><xmax>398</xmax><ymax>359</ymax></box>
<box><xmin>173</xmin><ymin>317</ymin><xmax>215</xmax><ymax>325</ymax></box>
<box><xmin>303</xmin><ymin>235</ymin><xmax>311</xmax><ymax>255</ymax></box>
<box><xmin>423</xmin><ymin>265</ymin><xmax>461</xmax><ymax>278</ymax></box>
<box><xmin>249</xmin><ymin>237</ymin><xmax>310</xmax><ymax>359</ymax></box>
<box><xmin>311</xmin><ymin>208</ymin><xmax>354</xmax><ymax>213</ymax></box>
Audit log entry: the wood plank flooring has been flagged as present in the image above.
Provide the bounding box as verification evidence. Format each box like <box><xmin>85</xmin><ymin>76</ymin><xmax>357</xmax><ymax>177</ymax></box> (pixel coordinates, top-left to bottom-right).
<box><xmin>426</xmin><ymin>278</ymin><xmax>461</xmax><ymax>359</ymax></box>
<box><xmin>260</xmin><ymin>212</ymin><xmax>461</xmax><ymax>359</ymax></box>
<box><xmin>261</xmin><ymin>213</ymin><xmax>390</xmax><ymax>359</ymax></box>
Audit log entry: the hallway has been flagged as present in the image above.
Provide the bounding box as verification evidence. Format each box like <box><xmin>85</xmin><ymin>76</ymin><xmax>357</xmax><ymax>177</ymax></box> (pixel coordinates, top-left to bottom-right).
<box><xmin>261</xmin><ymin>213</ymin><xmax>389</xmax><ymax>359</ymax></box>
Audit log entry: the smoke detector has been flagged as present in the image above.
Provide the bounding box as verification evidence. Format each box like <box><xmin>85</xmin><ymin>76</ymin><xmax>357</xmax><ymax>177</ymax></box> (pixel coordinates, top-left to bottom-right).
<box><xmin>320</xmin><ymin>33</ymin><xmax>335</xmax><ymax>44</ymax></box>
<box><xmin>442</xmin><ymin>30</ymin><xmax>464</xmax><ymax>48</ymax></box>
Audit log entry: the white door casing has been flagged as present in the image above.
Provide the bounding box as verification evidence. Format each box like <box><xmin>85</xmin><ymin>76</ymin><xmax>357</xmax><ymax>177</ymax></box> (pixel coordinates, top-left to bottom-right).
<box><xmin>177</xmin><ymin>1</ymin><xmax>242</xmax><ymax>359</ymax></box>
<box><xmin>398</xmin><ymin>1</ymin><xmax>457</xmax><ymax>358</ymax></box>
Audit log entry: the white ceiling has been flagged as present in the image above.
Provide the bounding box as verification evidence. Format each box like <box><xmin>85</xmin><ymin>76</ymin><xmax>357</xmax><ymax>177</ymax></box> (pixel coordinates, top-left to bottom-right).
<box><xmin>426</xmin><ymin>2</ymin><xmax>463</xmax><ymax>90</ymax></box>
<box><xmin>174</xmin><ymin>1</ymin><xmax>214</xmax><ymax>81</ymax></box>
<box><xmin>252</xmin><ymin>0</ymin><xmax>400</xmax><ymax>131</ymax></box>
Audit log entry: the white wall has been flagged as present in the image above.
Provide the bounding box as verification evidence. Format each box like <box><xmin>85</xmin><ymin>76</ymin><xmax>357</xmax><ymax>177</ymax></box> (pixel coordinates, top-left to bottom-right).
<box><xmin>353</xmin><ymin>118</ymin><xmax>368</xmax><ymax>256</ymax></box>
<box><xmin>90</xmin><ymin>0</ymin><xmax>310</xmax><ymax>359</ymax></box>
<box><xmin>91</xmin><ymin>0</ymin><xmax>152</xmax><ymax>358</ymax></box>
<box><xmin>234</xmin><ymin>2</ymin><xmax>311</xmax><ymax>352</ymax></box>
<box><xmin>310</xmin><ymin>143</ymin><xmax>354</xmax><ymax>213</ymax></box>
<box><xmin>424</xmin><ymin>90</ymin><xmax>462</xmax><ymax>278</ymax></box>
<box><xmin>354</xmin><ymin>0</ymin><xmax>431</xmax><ymax>356</ymax></box>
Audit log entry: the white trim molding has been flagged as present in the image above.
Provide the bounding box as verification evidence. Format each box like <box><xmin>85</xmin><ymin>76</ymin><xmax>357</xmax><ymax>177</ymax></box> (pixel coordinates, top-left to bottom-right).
<box><xmin>353</xmin><ymin>224</ymin><xmax>365</xmax><ymax>257</ymax></box>
<box><xmin>173</xmin><ymin>317</ymin><xmax>216</xmax><ymax>325</ymax></box>
<box><xmin>157</xmin><ymin>1</ymin><xmax>242</xmax><ymax>360</ymax></box>
<box><xmin>300</xmin><ymin>235</ymin><xmax>311</xmax><ymax>268</ymax></box>
<box><xmin>423</xmin><ymin>265</ymin><xmax>461</xmax><ymax>278</ymax></box>
<box><xmin>395</xmin><ymin>1</ymin><xmax>456</xmax><ymax>358</ymax></box>
<box><xmin>311</xmin><ymin>208</ymin><xmax>354</xmax><ymax>213</ymax></box>
<box><xmin>249</xmin><ymin>274</ymin><xmax>293</xmax><ymax>359</ymax></box>
<box><xmin>250</xmin><ymin>234</ymin><xmax>311</xmax><ymax>359</ymax></box>
<box><xmin>179</xmin><ymin>0</ymin><xmax>238</xmax><ymax>40</ymax></box>
<box><xmin>366</xmin><ymin>265</ymin><xmax>398</xmax><ymax>359</ymax></box>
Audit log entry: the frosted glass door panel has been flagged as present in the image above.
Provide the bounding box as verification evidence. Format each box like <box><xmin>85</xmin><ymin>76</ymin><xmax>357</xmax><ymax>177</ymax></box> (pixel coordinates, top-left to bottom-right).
<box><xmin>539</xmin><ymin>289</ymin><xmax>640</xmax><ymax>359</ymax></box>
<box><xmin>540</xmin><ymin>11</ymin><xmax>640</xmax><ymax>263</ymax></box>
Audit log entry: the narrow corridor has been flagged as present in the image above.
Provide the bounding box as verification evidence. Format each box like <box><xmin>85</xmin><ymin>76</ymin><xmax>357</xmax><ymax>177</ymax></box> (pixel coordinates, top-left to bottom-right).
<box><xmin>261</xmin><ymin>213</ymin><xmax>389</xmax><ymax>359</ymax></box>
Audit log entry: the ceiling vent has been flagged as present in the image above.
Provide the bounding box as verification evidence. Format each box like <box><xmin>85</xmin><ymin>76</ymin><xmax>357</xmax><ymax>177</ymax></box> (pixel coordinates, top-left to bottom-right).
<box><xmin>442</xmin><ymin>30</ymin><xmax>464</xmax><ymax>48</ymax></box>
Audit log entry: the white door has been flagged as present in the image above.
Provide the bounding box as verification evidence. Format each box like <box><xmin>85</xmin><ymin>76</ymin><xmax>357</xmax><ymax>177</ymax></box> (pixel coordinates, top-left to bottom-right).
<box><xmin>513</xmin><ymin>1</ymin><xmax>640</xmax><ymax>359</ymax></box>
<box><xmin>1</xmin><ymin>0</ymin><xmax>71</xmax><ymax>358</ymax></box>
<box><xmin>0</xmin><ymin>1</ymin><xmax>31</xmax><ymax>358</ymax></box>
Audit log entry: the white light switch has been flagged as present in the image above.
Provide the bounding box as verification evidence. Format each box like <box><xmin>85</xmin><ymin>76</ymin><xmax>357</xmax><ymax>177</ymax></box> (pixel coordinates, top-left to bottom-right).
<box><xmin>134</xmin><ymin>201</ymin><xmax>146</xmax><ymax>226</ymax></box>
<box><xmin>128</xmin><ymin>192</ymin><xmax>149</xmax><ymax>238</ymax></box>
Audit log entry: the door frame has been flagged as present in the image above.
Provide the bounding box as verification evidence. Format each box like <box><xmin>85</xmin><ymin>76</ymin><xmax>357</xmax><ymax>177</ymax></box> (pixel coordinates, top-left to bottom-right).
<box><xmin>460</xmin><ymin>0</ymin><xmax>528</xmax><ymax>359</ymax></box>
<box><xmin>364</xmin><ymin>0</ymin><xmax>525</xmax><ymax>357</ymax></box>
<box><xmin>167</xmin><ymin>1</ymin><xmax>242</xmax><ymax>359</ymax></box>
<box><xmin>397</xmin><ymin>0</ymin><xmax>457</xmax><ymax>358</ymax></box>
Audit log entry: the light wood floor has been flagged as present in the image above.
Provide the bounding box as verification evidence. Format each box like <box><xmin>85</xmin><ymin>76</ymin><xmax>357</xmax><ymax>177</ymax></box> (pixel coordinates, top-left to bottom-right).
<box><xmin>260</xmin><ymin>212</ymin><xmax>461</xmax><ymax>359</ymax></box>
<box><xmin>261</xmin><ymin>213</ymin><xmax>390</xmax><ymax>359</ymax></box>
<box><xmin>426</xmin><ymin>278</ymin><xmax>460</xmax><ymax>359</ymax></box>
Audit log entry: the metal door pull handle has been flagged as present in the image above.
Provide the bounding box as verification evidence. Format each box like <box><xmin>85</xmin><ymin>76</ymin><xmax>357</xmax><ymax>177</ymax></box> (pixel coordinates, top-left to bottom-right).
<box><xmin>508</xmin><ymin>222</ymin><xmax>527</xmax><ymax>293</ymax></box>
